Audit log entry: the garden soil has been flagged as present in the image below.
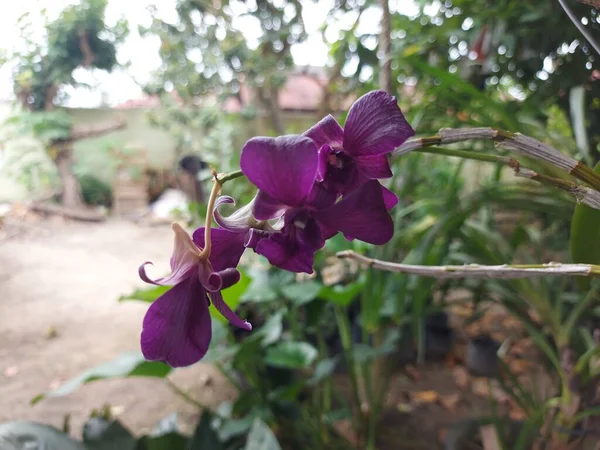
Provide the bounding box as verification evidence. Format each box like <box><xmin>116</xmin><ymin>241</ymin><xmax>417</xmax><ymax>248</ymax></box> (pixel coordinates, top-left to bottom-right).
<box><xmin>0</xmin><ymin>219</ymin><xmax>235</xmax><ymax>437</ymax></box>
<box><xmin>0</xmin><ymin>217</ymin><xmax>537</xmax><ymax>449</ymax></box>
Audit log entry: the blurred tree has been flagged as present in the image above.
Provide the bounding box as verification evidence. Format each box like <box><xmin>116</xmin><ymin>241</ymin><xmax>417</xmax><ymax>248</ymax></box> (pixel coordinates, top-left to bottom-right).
<box><xmin>2</xmin><ymin>0</ymin><xmax>128</xmax><ymax>208</ymax></box>
<box><xmin>323</xmin><ymin>0</ymin><xmax>600</xmax><ymax>157</ymax></box>
<box><xmin>142</xmin><ymin>0</ymin><xmax>310</xmax><ymax>134</ymax></box>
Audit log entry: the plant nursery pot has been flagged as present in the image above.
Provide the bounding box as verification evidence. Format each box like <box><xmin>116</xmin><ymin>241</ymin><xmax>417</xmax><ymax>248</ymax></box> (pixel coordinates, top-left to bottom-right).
<box><xmin>465</xmin><ymin>334</ymin><xmax>500</xmax><ymax>378</ymax></box>
<box><xmin>425</xmin><ymin>312</ymin><xmax>454</xmax><ymax>361</ymax></box>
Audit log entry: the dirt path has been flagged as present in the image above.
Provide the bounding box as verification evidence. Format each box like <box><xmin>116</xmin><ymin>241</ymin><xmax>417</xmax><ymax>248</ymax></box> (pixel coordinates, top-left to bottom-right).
<box><xmin>0</xmin><ymin>219</ymin><xmax>233</xmax><ymax>436</ymax></box>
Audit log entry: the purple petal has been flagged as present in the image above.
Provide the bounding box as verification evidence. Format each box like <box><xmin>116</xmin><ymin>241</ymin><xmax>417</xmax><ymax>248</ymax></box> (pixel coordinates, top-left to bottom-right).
<box><xmin>315</xmin><ymin>180</ymin><xmax>394</xmax><ymax>245</ymax></box>
<box><xmin>240</xmin><ymin>135</ymin><xmax>318</xmax><ymax>206</ymax></box>
<box><xmin>316</xmin><ymin>144</ymin><xmax>333</xmax><ymax>182</ymax></box>
<box><xmin>355</xmin><ymin>154</ymin><xmax>393</xmax><ymax>179</ymax></box>
<box><xmin>253</xmin><ymin>190</ymin><xmax>288</xmax><ymax>221</ymax></box>
<box><xmin>296</xmin><ymin>215</ymin><xmax>327</xmax><ymax>250</ymax></box>
<box><xmin>254</xmin><ymin>216</ymin><xmax>325</xmax><ymax>274</ymax></box>
<box><xmin>139</xmin><ymin>223</ymin><xmax>199</xmax><ymax>286</ymax></box>
<box><xmin>343</xmin><ymin>90</ymin><xmax>415</xmax><ymax>157</ymax></box>
<box><xmin>304</xmin><ymin>115</ymin><xmax>344</xmax><ymax>149</ymax></box>
<box><xmin>141</xmin><ymin>276</ymin><xmax>211</xmax><ymax>368</ymax></box>
<box><xmin>245</xmin><ymin>228</ymin><xmax>271</xmax><ymax>249</ymax></box>
<box><xmin>209</xmin><ymin>291</ymin><xmax>252</xmax><ymax>331</ymax></box>
<box><xmin>192</xmin><ymin>227</ymin><xmax>247</xmax><ymax>272</ymax></box>
<box><xmin>381</xmin><ymin>185</ymin><xmax>399</xmax><ymax>210</ymax></box>
<box><xmin>306</xmin><ymin>182</ymin><xmax>337</xmax><ymax>210</ymax></box>
<box><xmin>213</xmin><ymin>196</ymin><xmax>254</xmax><ymax>233</ymax></box>
<box><xmin>206</xmin><ymin>267</ymin><xmax>241</xmax><ymax>292</ymax></box>
<box><xmin>255</xmin><ymin>235</ymin><xmax>317</xmax><ymax>274</ymax></box>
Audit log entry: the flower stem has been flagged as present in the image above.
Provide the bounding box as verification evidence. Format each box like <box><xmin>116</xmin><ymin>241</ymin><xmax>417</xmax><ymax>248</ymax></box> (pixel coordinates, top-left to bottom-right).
<box><xmin>337</xmin><ymin>250</ymin><xmax>600</xmax><ymax>278</ymax></box>
<box><xmin>199</xmin><ymin>171</ymin><xmax>221</xmax><ymax>260</ymax></box>
<box><xmin>394</xmin><ymin>127</ymin><xmax>600</xmax><ymax>192</ymax></box>
<box><xmin>198</xmin><ymin>169</ymin><xmax>246</xmax><ymax>259</ymax></box>
<box><xmin>416</xmin><ymin>146</ymin><xmax>514</xmax><ymax>164</ymax></box>
<box><xmin>217</xmin><ymin>169</ymin><xmax>245</xmax><ymax>184</ymax></box>
<box><xmin>334</xmin><ymin>305</ymin><xmax>363</xmax><ymax>437</ymax></box>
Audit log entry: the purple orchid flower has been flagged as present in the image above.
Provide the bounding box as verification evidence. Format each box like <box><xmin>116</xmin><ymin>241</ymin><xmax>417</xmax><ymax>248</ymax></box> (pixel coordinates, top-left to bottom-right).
<box><xmin>304</xmin><ymin>90</ymin><xmax>414</xmax><ymax>208</ymax></box>
<box><xmin>139</xmin><ymin>223</ymin><xmax>251</xmax><ymax>368</ymax></box>
<box><xmin>240</xmin><ymin>135</ymin><xmax>394</xmax><ymax>273</ymax></box>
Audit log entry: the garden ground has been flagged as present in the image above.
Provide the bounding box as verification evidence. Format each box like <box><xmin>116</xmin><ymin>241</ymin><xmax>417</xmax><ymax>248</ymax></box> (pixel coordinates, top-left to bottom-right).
<box><xmin>0</xmin><ymin>216</ymin><xmax>533</xmax><ymax>448</ymax></box>
<box><xmin>0</xmin><ymin>218</ymin><xmax>235</xmax><ymax>436</ymax></box>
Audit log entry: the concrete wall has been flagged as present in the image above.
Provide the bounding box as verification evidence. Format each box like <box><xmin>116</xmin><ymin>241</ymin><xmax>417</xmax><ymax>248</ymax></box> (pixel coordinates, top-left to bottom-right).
<box><xmin>0</xmin><ymin>104</ymin><xmax>321</xmax><ymax>202</ymax></box>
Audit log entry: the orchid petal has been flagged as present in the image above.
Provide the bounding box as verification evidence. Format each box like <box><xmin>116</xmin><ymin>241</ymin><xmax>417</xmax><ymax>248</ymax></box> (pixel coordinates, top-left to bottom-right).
<box><xmin>253</xmin><ymin>190</ymin><xmax>288</xmax><ymax>221</ymax></box>
<box><xmin>255</xmin><ymin>234</ymin><xmax>317</xmax><ymax>274</ymax></box>
<box><xmin>245</xmin><ymin>228</ymin><xmax>271</xmax><ymax>249</ymax></box>
<box><xmin>343</xmin><ymin>90</ymin><xmax>414</xmax><ymax>157</ymax></box>
<box><xmin>306</xmin><ymin>182</ymin><xmax>337</xmax><ymax>210</ymax></box>
<box><xmin>206</xmin><ymin>267</ymin><xmax>241</xmax><ymax>292</ymax></box>
<box><xmin>141</xmin><ymin>276</ymin><xmax>211</xmax><ymax>368</ymax></box>
<box><xmin>192</xmin><ymin>227</ymin><xmax>247</xmax><ymax>272</ymax></box>
<box><xmin>381</xmin><ymin>185</ymin><xmax>399</xmax><ymax>210</ymax></box>
<box><xmin>355</xmin><ymin>154</ymin><xmax>393</xmax><ymax>179</ymax></box>
<box><xmin>213</xmin><ymin>196</ymin><xmax>255</xmax><ymax>233</ymax></box>
<box><xmin>240</xmin><ymin>135</ymin><xmax>318</xmax><ymax>206</ymax></box>
<box><xmin>316</xmin><ymin>144</ymin><xmax>333</xmax><ymax>182</ymax></box>
<box><xmin>304</xmin><ymin>114</ymin><xmax>344</xmax><ymax>148</ymax></box>
<box><xmin>139</xmin><ymin>223</ymin><xmax>199</xmax><ymax>286</ymax></box>
<box><xmin>315</xmin><ymin>180</ymin><xmax>394</xmax><ymax>245</ymax></box>
<box><xmin>255</xmin><ymin>216</ymin><xmax>324</xmax><ymax>274</ymax></box>
<box><xmin>209</xmin><ymin>291</ymin><xmax>252</xmax><ymax>331</ymax></box>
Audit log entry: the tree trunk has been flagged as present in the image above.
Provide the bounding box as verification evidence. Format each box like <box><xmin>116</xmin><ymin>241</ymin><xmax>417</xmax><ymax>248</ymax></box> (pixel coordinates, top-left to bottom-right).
<box><xmin>69</xmin><ymin>117</ymin><xmax>126</xmax><ymax>141</ymax></box>
<box><xmin>319</xmin><ymin>59</ymin><xmax>343</xmax><ymax>118</ymax></box>
<box><xmin>55</xmin><ymin>143</ymin><xmax>84</xmax><ymax>208</ymax></box>
<box><xmin>257</xmin><ymin>85</ymin><xmax>285</xmax><ymax>135</ymax></box>
<box><xmin>378</xmin><ymin>0</ymin><xmax>393</xmax><ymax>93</ymax></box>
<box><xmin>51</xmin><ymin>118</ymin><xmax>126</xmax><ymax>208</ymax></box>
<box><xmin>268</xmin><ymin>85</ymin><xmax>285</xmax><ymax>135</ymax></box>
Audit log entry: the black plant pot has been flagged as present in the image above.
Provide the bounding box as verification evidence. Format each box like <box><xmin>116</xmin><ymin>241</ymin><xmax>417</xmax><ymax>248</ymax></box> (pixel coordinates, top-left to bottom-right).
<box><xmin>425</xmin><ymin>312</ymin><xmax>454</xmax><ymax>361</ymax></box>
<box><xmin>465</xmin><ymin>334</ymin><xmax>500</xmax><ymax>378</ymax></box>
<box><xmin>396</xmin><ymin>312</ymin><xmax>455</xmax><ymax>365</ymax></box>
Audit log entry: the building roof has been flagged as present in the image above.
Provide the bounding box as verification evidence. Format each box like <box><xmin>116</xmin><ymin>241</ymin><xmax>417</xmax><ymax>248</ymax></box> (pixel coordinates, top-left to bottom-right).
<box><xmin>116</xmin><ymin>67</ymin><xmax>353</xmax><ymax>113</ymax></box>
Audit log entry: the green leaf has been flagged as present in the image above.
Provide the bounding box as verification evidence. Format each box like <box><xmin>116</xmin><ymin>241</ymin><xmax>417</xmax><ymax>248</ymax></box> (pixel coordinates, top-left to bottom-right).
<box><xmin>32</xmin><ymin>352</ymin><xmax>172</xmax><ymax>404</ymax></box>
<box><xmin>138</xmin><ymin>433</ymin><xmax>187</xmax><ymax>450</ymax></box>
<box><xmin>83</xmin><ymin>418</ymin><xmax>136</xmax><ymax>450</ymax></box>
<box><xmin>244</xmin><ymin>419</ymin><xmax>281</xmax><ymax>450</ymax></box>
<box><xmin>241</xmin><ymin>269</ymin><xmax>278</xmax><ymax>303</ymax></box>
<box><xmin>575</xmin><ymin>344</ymin><xmax>600</xmax><ymax>374</ymax></box>
<box><xmin>189</xmin><ymin>411</ymin><xmax>223</xmax><ymax>450</ymax></box>
<box><xmin>265</xmin><ymin>341</ymin><xmax>318</xmax><ymax>369</ymax></box>
<box><xmin>307</xmin><ymin>357</ymin><xmax>338</xmax><ymax>386</ymax></box>
<box><xmin>119</xmin><ymin>285</ymin><xmax>171</xmax><ymax>303</ymax></box>
<box><xmin>266</xmin><ymin>380</ymin><xmax>305</xmax><ymax>402</ymax></box>
<box><xmin>259</xmin><ymin>311</ymin><xmax>284</xmax><ymax>347</ymax></box>
<box><xmin>280</xmin><ymin>280</ymin><xmax>323</xmax><ymax>305</ymax></box>
<box><xmin>521</xmin><ymin>322</ymin><xmax>563</xmax><ymax>378</ymax></box>
<box><xmin>203</xmin><ymin>318</ymin><xmax>232</xmax><ymax>362</ymax></box>
<box><xmin>241</xmin><ymin>269</ymin><xmax>295</xmax><ymax>303</ymax></box>
<box><xmin>319</xmin><ymin>279</ymin><xmax>365</xmax><ymax>307</ymax></box>
<box><xmin>209</xmin><ymin>269</ymin><xmax>252</xmax><ymax>326</ymax></box>
<box><xmin>151</xmin><ymin>413</ymin><xmax>179</xmax><ymax>435</ymax></box>
<box><xmin>570</xmin><ymin>162</ymin><xmax>600</xmax><ymax>291</ymax></box>
<box><xmin>573</xmin><ymin>405</ymin><xmax>600</xmax><ymax>423</ymax></box>
<box><xmin>353</xmin><ymin>329</ymin><xmax>400</xmax><ymax>364</ymax></box>
<box><xmin>216</xmin><ymin>416</ymin><xmax>253</xmax><ymax>442</ymax></box>
<box><xmin>0</xmin><ymin>421</ymin><xmax>86</xmax><ymax>450</ymax></box>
